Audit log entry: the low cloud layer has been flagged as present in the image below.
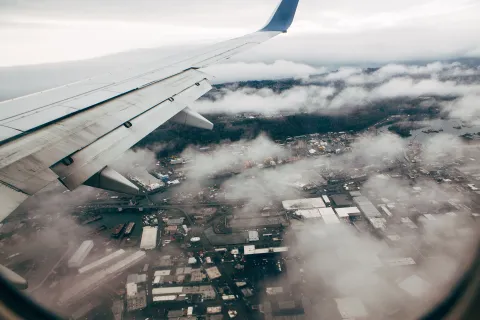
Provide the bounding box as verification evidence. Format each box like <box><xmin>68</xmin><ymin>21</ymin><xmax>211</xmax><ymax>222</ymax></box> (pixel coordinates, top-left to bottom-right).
<box><xmin>193</xmin><ymin>61</ymin><xmax>480</xmax><ymax>124</ymax></box>
<box><xmin>202</xmin><ymin>60</ymin><xmax>326</xmax><ymax>84</ymax></box>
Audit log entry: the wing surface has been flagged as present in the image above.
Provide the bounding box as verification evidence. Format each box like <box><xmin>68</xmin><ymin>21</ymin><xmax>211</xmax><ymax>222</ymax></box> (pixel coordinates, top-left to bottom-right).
<box><xmin>0</xmin><ymin>0</ymin><xmax>299</xmax><ymax>222</ymax></box>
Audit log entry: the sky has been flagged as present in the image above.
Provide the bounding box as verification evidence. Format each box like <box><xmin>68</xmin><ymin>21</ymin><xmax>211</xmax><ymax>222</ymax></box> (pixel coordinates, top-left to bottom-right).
<box><xmin>1</xmin><ymin>0</ymin><xmax>480</xmax><ymax>67</ymax></box>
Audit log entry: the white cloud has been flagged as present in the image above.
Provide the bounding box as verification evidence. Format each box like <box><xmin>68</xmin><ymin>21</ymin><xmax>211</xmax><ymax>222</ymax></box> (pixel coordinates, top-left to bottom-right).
<box><xmin>443</xmin><ymin>95</ymin><xmax>480</xmax><ymax>121</ymax></box>
<box><xmin>193</xmin><ymin>63</ymin><xmax>480</xmax><ymax>117</ymax></box>
<box><xmin>1</xmin><ymin>0</ymin><xmax>479</xmax><ymax>66</ymax></box>
<box><xmin>202</xmin><ymin>60</ymin><xmax>326</xmax><ymax>84</ymax></box>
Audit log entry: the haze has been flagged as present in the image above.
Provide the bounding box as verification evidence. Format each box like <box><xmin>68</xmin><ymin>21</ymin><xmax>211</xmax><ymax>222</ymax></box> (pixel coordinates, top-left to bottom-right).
<box><xmin>1</xmin><ymin>0</ymin><xmax>479</xmax><ymax>67</ymax></box>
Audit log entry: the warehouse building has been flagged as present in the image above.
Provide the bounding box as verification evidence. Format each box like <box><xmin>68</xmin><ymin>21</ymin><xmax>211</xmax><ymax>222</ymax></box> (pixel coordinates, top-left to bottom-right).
<box><xmin>68</xmin><ymin>240</ymin><xmax>94</xmax><ymax>268</ymax></box>
<box><xmin>229</xmin><ymin>217</ymin><xmax>286</xmax><ymax>230</ymax></box>
<box><xmin>126</xmin><ymin>282</ymin><xmax>147</xmax><ymax>312</ymax></box>
<box><xmin>152</xmin><ymin>285</ymin><xmax>216</xmax><ymax>300</ymax></box>
<box><xmin>78</xmin><ymin>249</ymin><xmax>125</xmax><ymax>274</ymax></box>
<box><xmin>330</xmin><ymin>194</ymin><xmax>354</xmax><ymax>207</ymax></box>
<box><xmin>295</xmin><ymin>209</ymin><xmax>321</xmax><ymax>219</ymax></box>
<box><xmin>378</xmin><ymin>204</ymin><xmax>393</xmax><ymax>217</ymax></box>
<box><xmin>282</xmin><ymin>198</ymin><xmax>325</xmax><ymax>210</ymax></box>
<box><xmin>353</xmin><ymin>196</ymin><xmax>382</xmax><ymax>218</ymax></box>
<box><xmin>205</xmin><ymin>267</ymin><xmax>221</xmax><ymax>280</ymax></box>
<box><xmin>334</xmin><ymin>207</ymin><xmax>361</xmax><ymax>219</ymax></box>
<box><xmin>140</xmin><ymin>226</ymin><xmax>158</xmax><ymax>250</ymax></box>
<box><xmin>59</xmin><ymin>251</ymin><xmax>146</xmax><ymax>305</ymax></box>
<box><xmin>244</xmin><ymin>245</ymin><xmax>288</xmax><ymax>255</ymax></box>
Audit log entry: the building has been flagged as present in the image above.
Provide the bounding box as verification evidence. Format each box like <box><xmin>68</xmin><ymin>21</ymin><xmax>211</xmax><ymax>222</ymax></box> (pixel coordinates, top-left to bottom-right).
<box><xmin>229</xmin><ymin>217</ymin><xmax>286</xmax><ymax>230</ymax></box>
<box><xmin>152</xmin><ymin>285</ymin><xmax>216</xmax><ymax>300</ymax></box>
<box><xmin>59</xmin><ymin>251</ymin><xmax>146</xmax><ymax>305</ymax></box>
<box><xmin>167</xmin><ymin>218</ymin><xmax>184</xmax><ymax>226</ymax></box>
<box><xmin>335</xmin><ymin>297</ymin><xmax>368</xmax><ymax>319</ymax></box>
<box><xmin>140</xmin><ymin>226</ymin><xmax>158</xmax><ymax>250</ymax></box>
<box><xmin>205</xmin><ymin>266</ymin><xmax>221</xmax><ymax>280</ymax></box>
<box><xmin>378</xmin><ymin>204</ymin><xmax>393</xmax><ymax>217</ymax></box>
<box><xmin>68</xmin><ymin>240</ymin><xmax>94</xmax><ymax>268</ymax></box>
<box><xmin>153</xmin><ymin>295</ymin><xmax>177</xmax><ymax>302</ymax></box>
<box><xmin>384</xmin><ymin>257</ymin><xmax>416</xmax><ymax>267</ymax></box>
<box><xmin>282</xmin><ymin>198</ymin><xmax>326</xmax><ymax>210</ymax></box>
<box><xmin>248</xmin><ymin>230</ymin><xmax>259</xmax><ymax>241</ymax></box>
<box><xmin>330</xmin><ymin>194</ymin><xmax>354</xmax><ymax>207</ymax></box>
<box><xmin>353</xmin><ymin>196</ymin><xmax>382</xmax><ymax>218</ymax></box>
<box><xmin>244</xmin><ymin>245</ymin><xmax>288</xmax><ymax>256</ymax></box>
<box><xmin>322</xmin><ymin>214</ymin><xmax>340</xmax><ymax>224</ymax></box>
<box><xmin>78</xmin><ymin>249</ymin><xmax>125</xmax><ymax>274</ymax></box>
<box><xmin>319</xmin><ymin>207</ymin><xmax>335</xmax><ymax>216</ymax></box>
<box><xmin>295</xmin><ymin>209</ymin><xmax>321</xmax><ymax>219</ymax></box>
<box><xmin>266</xmin><ymin>287</ymin><xmax>284</xmax><ymax>296</ymax></box>
<box><xmin>126</xmin><ymin>282</ymin><xmax>147</xmax><ymax>312</ymax></box>
<box><xmin>368</xmin><ymin>217</ymin><xmax>387</xmax><ymax>230</ymax></box>
<box><xmin>334</xmin><ymin>207</ymin><xmax>361</xmax><ymax>219</ymax></box>
<box><xmin>207</xmin><ymin>306</ymin><xmax>222</xmax><ymax>314</ymax></box>
<box><xmin>398</xmin><ymin>274</ymin><xmax>431</xmax><ymax>298</ymax></box>
<box><xmin>127</xmin><ymin>273</ymin><xmax>147</xmax><ymax>284</ymax></box>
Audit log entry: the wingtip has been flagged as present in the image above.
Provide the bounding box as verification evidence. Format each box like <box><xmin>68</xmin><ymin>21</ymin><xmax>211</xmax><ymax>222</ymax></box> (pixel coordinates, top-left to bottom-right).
<box><xmin>260</xmin><ymin>0</ymin><xmax>300</xmax><ymax>32</ymax></box>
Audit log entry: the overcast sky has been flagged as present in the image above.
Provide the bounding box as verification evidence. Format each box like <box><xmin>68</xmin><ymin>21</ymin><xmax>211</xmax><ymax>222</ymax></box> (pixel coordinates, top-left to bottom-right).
<box><xmin>1</xmin><ymin>0</ymin><xmax>480</xmax><ymax>67</ymax></box>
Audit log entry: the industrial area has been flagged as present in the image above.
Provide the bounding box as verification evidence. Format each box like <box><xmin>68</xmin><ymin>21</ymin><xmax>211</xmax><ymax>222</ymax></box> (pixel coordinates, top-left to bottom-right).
<box><xmin>0</xmin><ymin>128</ymin><xmax>479</xmax><ymax>320</ymax></box>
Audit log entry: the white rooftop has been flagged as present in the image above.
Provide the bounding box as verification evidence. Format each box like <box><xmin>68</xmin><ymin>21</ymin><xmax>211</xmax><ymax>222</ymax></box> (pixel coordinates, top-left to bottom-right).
<box><xmin>282</xmin><ymin>197</ymin><xmax>326</xmax><ymax>210</ymax></box>
<box><xmin>140</xmin><ymin>226</ymin><xmax>158</xmax><ymax>250</ymax></box>
<box><xmin>398</xmin><ymin>274</ymin><xmax>431</xmax><ymax>298</ymax></box>
<box><xmin>335</xmin><ymin>297</ymin><xmax>368</xmax><ymax>319</ymax></box>
<box><xmin>323</xmin><ymin>214</ymin><xmax>341</xmax><ymax>224</ymax></box>
<box><xmin>295</xmin><ymin>209</ymin><xmax>321</xmax><ymax>219</ymax></box>
<box><xmin>126</xmin><ymin>283</ymin><xmax>138</xmax><ymax>297</ymax></box>
<box><xmin>334</xmin><ymin>207</ymin><xmax>361</xmax><ymax>218</ymax></box>
<box><xmin>319</xmin><ymin>207</ymin><xmax>336</xmax><ymax>217</ymax></box>
<box><xmin>243</xmin><ymin>245</ymin><xmax>288</xmax><ymax>255</ymax></box>
<box><xmin>153</xmin><ymin>295</ymin><xmax>177</xmax><ymax>302</ymax></box>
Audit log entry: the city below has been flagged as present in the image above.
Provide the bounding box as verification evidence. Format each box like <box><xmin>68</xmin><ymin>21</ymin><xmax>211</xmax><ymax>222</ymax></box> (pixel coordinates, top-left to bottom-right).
<box><xmin>1</xmin><ymin>117</ymin><xmax>479</xmax><ymax>320</ymax></box>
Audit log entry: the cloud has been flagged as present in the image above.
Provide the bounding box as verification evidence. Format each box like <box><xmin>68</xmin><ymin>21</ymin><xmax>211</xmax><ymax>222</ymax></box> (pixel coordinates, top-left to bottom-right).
<box><xmin>348</xmin><ymin>133</ymin><xmax>406</xmax><ymax>166</ymax></box>
<box><xmin>193</xmin><ymin>61</ymin><xmax>480</xmax><ymax>121</ymax></box>
<box><xmin>110</xmin><ymin>147</ymin><xmax>159</xmax><ymax>176</ymax></box>
<box><xmin>1</xmin><ymin>0</ymin><xmax>479</xmax><ymax>66</ymax></box>
<box><xmin>180</xmin><ymin>134</ymin><xmax>290</xmax><ymax>182</ymax></box>
<box><xmin>443</xmin><ymin>94</ymin><xmax>480</xmax><ymax>122</ymax></box>
<box><xmin>288</xmin><ymin>213</ymin><xmax>475</xmax><ymax>319</ymax></box>
<box><xmin>421</xmin><ymin>134</ymin><xmax>466</xmax><ymax>165</ymax></box>
<box><xmin>194</xmin><ymin>85</ymin><xmax>333</xmax><ymax>115</ymax></box>
<box><xmin>202</xmin><ymin>60</ymin><xmax>326</xmax><ymax>84</ymax></box>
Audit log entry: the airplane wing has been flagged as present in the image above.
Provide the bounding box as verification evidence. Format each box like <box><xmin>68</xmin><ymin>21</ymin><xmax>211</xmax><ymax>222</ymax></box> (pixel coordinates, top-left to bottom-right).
<box><xmin>0</xmin><ymin>0</ymin><xmax>300</xmax><ymax>222</ymax></box>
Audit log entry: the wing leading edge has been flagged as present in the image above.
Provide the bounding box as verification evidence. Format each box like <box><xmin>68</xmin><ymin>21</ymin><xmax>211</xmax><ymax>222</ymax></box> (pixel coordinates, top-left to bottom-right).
<box><xmin>0</xmin><ymin>0</ymin><xmax>300</xmax><ymax>224</ymax></box>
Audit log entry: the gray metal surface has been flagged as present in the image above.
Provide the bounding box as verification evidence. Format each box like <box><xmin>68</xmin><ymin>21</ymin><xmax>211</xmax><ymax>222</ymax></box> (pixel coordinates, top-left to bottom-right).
<box><xmin>84</xmin><ymin>166</ymin><xmax>139</xmax><ymax>195</ymax></box>
<box><xmin>0</xmin><ymin>32</ymin><xmax>278</xmax><ymax>140</ymax></box>
<box><xmin>171</xmin><ymin>107</ymin><xmax>214</xmax><ymax>130</ymax></box>
<box><xmin>50</xmin><ymin>80</ymin><xmax>212</xmax><ymax>191</ymax></box>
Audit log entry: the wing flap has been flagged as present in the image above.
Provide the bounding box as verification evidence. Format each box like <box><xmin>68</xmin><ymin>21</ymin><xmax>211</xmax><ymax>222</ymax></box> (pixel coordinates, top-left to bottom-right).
<box><xmin>51</xmin><ymin>79</ymin><xmax>212</xmax><ymax>190</ymax></box>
